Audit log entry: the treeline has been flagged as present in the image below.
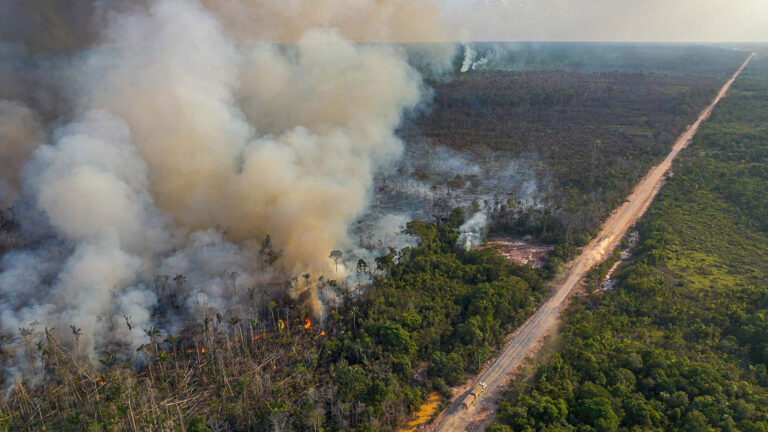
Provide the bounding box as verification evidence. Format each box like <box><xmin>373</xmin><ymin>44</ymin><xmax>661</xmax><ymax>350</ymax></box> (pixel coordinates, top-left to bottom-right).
<box><xmin>454</xmin><ymin>43</ymin><xmax>747</xmax><ymax>74</ymax></box>
<box><xmin>0</xmin><ymin>209</ymin><xmax>545</xmax><ymax>431</ymax></box>
<box><xmin>487</xmin><ymin>56</ymin><xmax>768</xmax><ymax>432</ymax></box>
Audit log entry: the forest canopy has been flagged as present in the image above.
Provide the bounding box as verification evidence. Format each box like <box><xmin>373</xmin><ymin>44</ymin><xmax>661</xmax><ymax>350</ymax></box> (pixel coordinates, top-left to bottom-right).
<box><xmin>488</xmin><ymin>56</ymin><xmax>768</xmax><ymax>432</ymax></box>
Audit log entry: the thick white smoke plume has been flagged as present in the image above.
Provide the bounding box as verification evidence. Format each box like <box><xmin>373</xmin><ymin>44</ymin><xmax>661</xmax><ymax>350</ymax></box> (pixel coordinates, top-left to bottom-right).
<box><xmin>0</xmin><ymin>0</ymin><xmax>452</xmax><ymax>373</ymax></box>
<box><xmin>460</xmin><ymin>44</ymin><xmax>496</xmax><ymax>72</ymax></box>
<box><xmin>460</xmin><ymin>45</ymin><xmax>475</xmax><ymax>72</ymax></box>
<box><xmin>82</xmin><ymin>1</ymin><xmax>426</xmax><ymax>275</ymax></box>
<box><xmin>2</xmin><ymin>111</ymin><xmax>168</xmax><ymax>367</ymax></box>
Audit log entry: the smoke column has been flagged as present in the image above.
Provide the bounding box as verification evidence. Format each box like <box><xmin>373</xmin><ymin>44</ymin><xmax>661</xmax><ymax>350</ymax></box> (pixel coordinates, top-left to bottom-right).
<box><xmin>0</xmin><ymin>0</ymin><xmax>453</xmax><ymax>373</ymax></box>
<box><xmin>457</xmin><ymin>212</ymin><xmax>487</xmax><ymax>250</ymax></box>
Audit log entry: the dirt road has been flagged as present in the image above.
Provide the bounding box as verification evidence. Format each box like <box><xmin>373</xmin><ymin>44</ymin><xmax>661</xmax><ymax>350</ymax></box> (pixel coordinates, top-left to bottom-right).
<box><xmin>433</xmin><ymin>52</ymin><xmax>756</xmax><ymax>432</ymax></box>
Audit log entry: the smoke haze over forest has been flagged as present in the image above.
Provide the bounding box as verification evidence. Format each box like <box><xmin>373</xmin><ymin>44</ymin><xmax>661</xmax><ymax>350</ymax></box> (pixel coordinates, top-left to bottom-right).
<box><xmin>0</xmin><ymin>0</ymin><xmax>764</xmax><ymax>396</ymax></box>
<box><xmin>3</xmin><ymin>1</ymin><xmax>768</xmax><ymax>431</ymax></box>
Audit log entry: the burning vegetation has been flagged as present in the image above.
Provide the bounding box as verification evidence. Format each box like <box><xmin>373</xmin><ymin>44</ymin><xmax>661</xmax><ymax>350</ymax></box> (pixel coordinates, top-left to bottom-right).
<box><xmin>0</xmin><ymin>0</ymin><xmax>456</xmax><ymax>382</ymax></box>
<box><xmin>0</xmin><ymin>1</ymin><xmax>755</xmax><ymax>429</ymax></box>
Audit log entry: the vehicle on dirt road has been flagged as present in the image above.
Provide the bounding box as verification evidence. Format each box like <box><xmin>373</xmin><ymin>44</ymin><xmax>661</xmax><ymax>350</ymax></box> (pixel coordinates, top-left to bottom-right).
<box><xmin>461</xmin><ymin>382</ymin><xmax>487</xmax><ymax>409</ymax></box>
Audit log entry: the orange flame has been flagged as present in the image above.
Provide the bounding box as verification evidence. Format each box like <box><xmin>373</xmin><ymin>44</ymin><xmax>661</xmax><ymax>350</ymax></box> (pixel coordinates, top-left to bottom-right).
<box><xmin>320</xmin><ymin>330</ymin><xmax>326</xmax><ymax>336</ymax></box>
<box><xmin>304</xmin><ymin>317</ymin><xmax>311</xmax><ymax>329</ymax></box>
<box><xmin>200</xmin><ymin>347</ymin><xmax>206</xmax><ymax>354</ymax></box>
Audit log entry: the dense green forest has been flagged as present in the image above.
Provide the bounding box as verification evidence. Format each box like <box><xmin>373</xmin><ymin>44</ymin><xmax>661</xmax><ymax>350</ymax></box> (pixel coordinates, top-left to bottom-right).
<box><xmin>488</xmin><ymin>56</ymin><xmax>768</xmax><ymax>432</ymax></box>
<box><xmin>405</xmin><ymin>47</ymin><xmax>745</xmax><ymax>245</ymax></box>
<box><xmin>0</xmin><ymin>209</ymin><xmax>547</xmax><ymax>431</ymax></box>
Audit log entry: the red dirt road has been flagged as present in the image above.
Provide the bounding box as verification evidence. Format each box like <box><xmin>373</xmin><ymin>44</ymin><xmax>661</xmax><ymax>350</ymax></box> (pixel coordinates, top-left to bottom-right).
<box><xmin>432</xmin><ymin>53</ymin><xmax>756</xmax><ymax>432</ymax></box>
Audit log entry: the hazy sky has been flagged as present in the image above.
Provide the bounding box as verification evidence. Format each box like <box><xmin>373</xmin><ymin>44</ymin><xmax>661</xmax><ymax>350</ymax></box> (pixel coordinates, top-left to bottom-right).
<box><xmin>441</xmin><ymin>0</ymin><xmax>768</xmax><ymax>42</ymax></box>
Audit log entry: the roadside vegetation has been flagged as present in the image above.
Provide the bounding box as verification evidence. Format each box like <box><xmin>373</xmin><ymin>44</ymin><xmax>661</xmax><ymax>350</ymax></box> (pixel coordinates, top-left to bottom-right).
<box><xmin>488</xmin><ymin>56</ymin><xmax>768</xmax><ymax>432</ymax></box>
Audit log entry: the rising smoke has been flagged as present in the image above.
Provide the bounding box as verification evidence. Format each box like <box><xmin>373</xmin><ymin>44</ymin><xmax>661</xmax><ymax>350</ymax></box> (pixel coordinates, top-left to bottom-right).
<box><xmin>457</xmin><ymin>211</ymin><xmax>488</xmax><ymax>250</ymax></box>
<box><xmin>0</xmin><ymin>0</ymin><xmax>454</xmax><ymax>375</ymax></box>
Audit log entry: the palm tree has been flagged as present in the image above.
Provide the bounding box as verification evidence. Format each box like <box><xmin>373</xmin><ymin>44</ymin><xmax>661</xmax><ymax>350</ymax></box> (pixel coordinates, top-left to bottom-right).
<box><xmin>172</xmin><ymin>274</ymin><xmax>186</xmax><ymax>307</ymax></box>
<box><xmin>99</xmin><ymin>352</ymin><xmax>117</xmax><ymax>368</ymax></box>
<box><xmin>163</xmin><ymin>334</ymin><xmax>178</xmax><ymax>354</ymax></box>
<box><xmin>228</xmin><ymin>315</ymin><xmax>242</xmax><ymax>346</ymax></box>
<box><xmin>144</xmin><ymin>327</ymin><xmax>162</xmax><ymax>353</ymax></box>
<box><xmin>70</xmin><ymin>325</ymin><xmax>82</xmax><ymax>351</ymax></box>
<box><xmin>356</xmin><ymin>259</ymin><xmax>368</xmax><ymax>286</ymax></box>
<box><xmin>268</xmin><ymin>300</ymin><xmax>277</xmax><ymax>326</ymax></box>
<box><xmin>350</xmin><ymin>305</ymin><xmax>359</xmax><ymax>330</ymax></box>
<box><xmin>259</xmin><ymin>235</ymin><xmax>273</xmax><ymax>270</ymax></box>
<box><xmin>329</xmin><ymin>250</ymin><xmax>343</xmax><ymax>275</ymax></box>
<box><xmin>18</xmin><ymin>327</ymin><xmax>35</xmax><ymax>365</ymax></box>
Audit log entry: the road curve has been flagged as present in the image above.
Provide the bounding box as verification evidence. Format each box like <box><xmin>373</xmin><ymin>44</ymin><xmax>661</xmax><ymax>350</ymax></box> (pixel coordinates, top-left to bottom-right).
<box><xmin>433</xmin><ymin>52</ymin><xmax>756</xmax><ymax>432</ymax></box>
